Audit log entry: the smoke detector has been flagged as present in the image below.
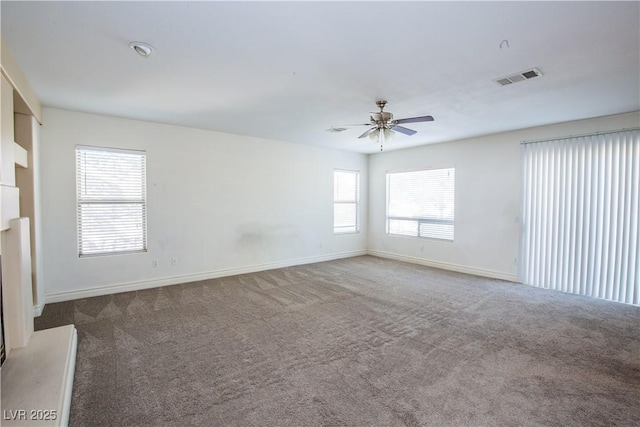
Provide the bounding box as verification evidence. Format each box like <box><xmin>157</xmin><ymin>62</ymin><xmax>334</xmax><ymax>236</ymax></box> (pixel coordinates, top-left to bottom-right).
<box><xmin>129</xmin><ymin>41</ymin><xmax>154</xmax><ymax>58</ymax></box>
<box><xmin>495</xmin><ymin>68</ymin><xmax>543</xmax><ymax>86</ymax></box>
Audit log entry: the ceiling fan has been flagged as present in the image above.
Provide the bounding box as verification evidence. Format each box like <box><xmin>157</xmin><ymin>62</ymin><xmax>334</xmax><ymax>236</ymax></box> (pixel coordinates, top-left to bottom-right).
<box><xmin>328</xmin><ymin>100</ymin><xmax>434</xmax><ymax>151</ymax></box>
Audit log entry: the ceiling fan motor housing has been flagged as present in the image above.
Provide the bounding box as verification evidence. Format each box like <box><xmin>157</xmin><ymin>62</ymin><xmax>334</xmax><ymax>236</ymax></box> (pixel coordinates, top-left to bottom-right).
<box><xmin>370</xmin><ymin>111</ymin><xmax>394</xmax><ymax>127</ymax></box>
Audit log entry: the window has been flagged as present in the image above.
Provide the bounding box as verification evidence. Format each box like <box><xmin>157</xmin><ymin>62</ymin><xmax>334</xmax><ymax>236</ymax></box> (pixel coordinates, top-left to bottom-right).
<box><xmin>387</xmin><ymin>168</ymin><xmax>455</xmax><ymax>240</ymax></box>
<box><xmin>76</xmin><ymin>146</ymin><xmax>147</xmax><ymax>256</ymax></box>
<box><xmin>334</xmin><ymin>170</ymin><xmax>359</xmax><ymax>234</ymax></box>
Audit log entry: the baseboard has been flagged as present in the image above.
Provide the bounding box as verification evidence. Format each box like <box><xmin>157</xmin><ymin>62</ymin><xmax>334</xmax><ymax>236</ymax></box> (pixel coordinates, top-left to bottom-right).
<box><xmin>44</xmin><ymin>250</ymin><xmax>368</xmax><ymax>304</ymax></box>
<box><xmin>367</xmin><ymin>249</ymin><xmax>519</xmax><ymax>283</ymax></box>
<box><xmin>33</xmin><ymin>303</ymin><xmax>44</xmax><ymax>317</ymax></box>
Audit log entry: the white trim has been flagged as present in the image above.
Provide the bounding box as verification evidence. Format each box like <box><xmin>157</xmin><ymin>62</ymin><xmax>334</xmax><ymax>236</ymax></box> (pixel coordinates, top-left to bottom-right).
<box><xmin>44</xmin><ymin>250</ymin><xmax>367</xmax><ymax>303</ymax></box>
<box><xmin>76</xmin><ymin>144</ymin><xmax>145</xmax><ymax>155</ymax></box>
<box><xmin>367</xmin><ymin>249</ymin><xmax>519</xmax><ymax>283</ymax></box>
<box><xmin>33</xmin><ymin>303</ymin><xmax>44</xmax><ymax>317</ymax></box>
<box><xmin>42</xmin><ymin>249</ymin><xmax>519</xmax><ymax>305</ymax></box>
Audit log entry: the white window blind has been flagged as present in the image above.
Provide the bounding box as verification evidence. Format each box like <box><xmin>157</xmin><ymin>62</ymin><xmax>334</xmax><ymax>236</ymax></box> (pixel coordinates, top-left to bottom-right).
<box><xmin>76</xmin><ymin>146</ymin><xmax>147</xmax><ymax>257</ymax></box>
<box><xmin>387</xmin><ymin>168</ymin><xmax>455</xmax><ymax>240</ymax></box>
<box><xmin>334</xmin><ymin>170</ymin><xmax>359</xmax><ymax>234</ymax></box>
<box><xmin>521</xmin><ymin>129</ymin><xmax>639</xmax><ymax>305</ymax></box>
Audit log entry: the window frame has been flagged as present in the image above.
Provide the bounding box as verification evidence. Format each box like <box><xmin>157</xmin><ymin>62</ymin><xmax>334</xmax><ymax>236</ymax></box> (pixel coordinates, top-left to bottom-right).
<box><xmin>333</xmin><ymin>169</ymin><xmax>360</xmax><ymax>234</ymax></box>
<box><xmin>76</xmin><ymin>145</ymin><xmax>148</xmax><ymax>257</ymax></box>
<box><xmin>386</xmin><ymin>167</ymin><xmax>455</xmax><ymax>241</ymax></box>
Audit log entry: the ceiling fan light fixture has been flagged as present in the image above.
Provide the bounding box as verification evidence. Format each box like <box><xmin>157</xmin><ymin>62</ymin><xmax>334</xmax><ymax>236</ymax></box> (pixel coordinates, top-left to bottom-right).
<box><xmin>129</xmin><ymin>41</ymin><xmax>154</xmax><ymax>58</ymax></box>
<box><xmin>368</xmin><ymin>127</ymin><xmax>394</xmax><ymax>143</ymax></box>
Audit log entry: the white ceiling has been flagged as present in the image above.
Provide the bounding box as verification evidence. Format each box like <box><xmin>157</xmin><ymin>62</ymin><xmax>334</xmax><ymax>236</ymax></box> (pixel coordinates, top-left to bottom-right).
<box><xmin>2</xmin><ymin>1</ymin><xmax>639</xmax><ymax>153</ymax></box>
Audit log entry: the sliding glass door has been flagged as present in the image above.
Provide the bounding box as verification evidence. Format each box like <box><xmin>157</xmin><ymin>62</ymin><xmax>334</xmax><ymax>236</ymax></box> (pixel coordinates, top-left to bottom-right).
<box><xmin>521</xmin><ymin>128</ymin><xmax>639</xmax><ymax>305</ymax></box>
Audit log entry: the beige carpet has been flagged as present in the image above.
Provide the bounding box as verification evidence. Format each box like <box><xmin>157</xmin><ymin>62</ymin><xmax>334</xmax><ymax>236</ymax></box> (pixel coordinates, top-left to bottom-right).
<box><xmin>36</xmin><ymin>256</ymin><xmax>640</xmax><ymax>426</ymax></box>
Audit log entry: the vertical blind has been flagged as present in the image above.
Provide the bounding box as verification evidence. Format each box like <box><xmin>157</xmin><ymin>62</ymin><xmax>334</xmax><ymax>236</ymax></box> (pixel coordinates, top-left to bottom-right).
<box><xmin>76</xmin><ymin>146</ymin><xmax>147</xmax><ymax>256</ymax></box>
<box><xmin>334</xmin><ymin>170</ymin><xmax>359</xmax><ymax>233</ymax></box>
<box><xmin>521</xmin><ymin>129</ymin><xmax>639</xmax><ymax>305</ymax></box>
<box><xmin>386</xmin><ymin>168</ymin><xmax>455</xmax><ymax>240</ymax></box>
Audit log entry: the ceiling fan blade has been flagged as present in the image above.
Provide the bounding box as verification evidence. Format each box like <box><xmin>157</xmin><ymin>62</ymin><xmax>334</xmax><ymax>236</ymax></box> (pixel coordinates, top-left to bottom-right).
<box><xmin>326</xmin><ymin>123</ymin><xmax>373</xmax><ymax>133</ymax></box>
<box><xmin>395</xmin><ymin>115</ymin><xmax>434</xmax><ymax>124</ymax></box>
<box><xmin>392</xmin><ymin>125</ymin><xmax>417</xmax><ymax>136</ymax></box>
<box><xmin>333</xmin><ymin>123</ymin><xmax>372</xmax><ymax>127</ymax></box>
<box><xmin>358</xmin><ymin>127</ymin><xmax>378</xmax><ymax>139</ymax></box>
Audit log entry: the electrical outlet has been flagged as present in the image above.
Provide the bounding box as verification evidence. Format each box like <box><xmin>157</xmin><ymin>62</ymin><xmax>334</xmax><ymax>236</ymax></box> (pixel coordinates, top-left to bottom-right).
<box><xmin>152</xmin><ymin>260</ymin><xmax>158</xmax><ymax>268</ymax></box>
<box><xmin>171</xmin><ymin>258</ymin><xmax>178</xmax><ymax>265</ymax></box>
<box><xmin>514</xmin><ymin>257</ymin><xmax>518</xmax><ymax>265</ymax></box>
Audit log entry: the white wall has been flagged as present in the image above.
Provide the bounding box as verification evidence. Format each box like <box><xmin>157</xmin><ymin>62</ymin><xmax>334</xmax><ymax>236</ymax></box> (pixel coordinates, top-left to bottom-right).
<box><xmin>38</xmin><ymin>108</ymin><xmax>639</xmax><ymax>301</ymax></box>
<box><xmin>40</xmin><ymin>108</ymin><xmax>368</xmax><ymax>301</ymax></box>
<box><xmin>368</xmin><ymin>111</ymin><xmax>640</xmax><ymax>281</ymax></box>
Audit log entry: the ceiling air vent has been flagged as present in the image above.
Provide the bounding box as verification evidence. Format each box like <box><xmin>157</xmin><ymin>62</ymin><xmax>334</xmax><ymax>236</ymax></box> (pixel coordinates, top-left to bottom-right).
<box><xmin>495</xmin><ymin>68</ymin><xmax>543</xmax><ymax>86</ymax></box>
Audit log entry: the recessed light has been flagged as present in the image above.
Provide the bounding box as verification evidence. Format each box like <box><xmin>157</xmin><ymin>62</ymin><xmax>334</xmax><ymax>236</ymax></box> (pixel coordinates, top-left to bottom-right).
<box><xmin>129</xmin><ymin>41</ymin><xmax>154</xmax><ymax>58</ymax></box>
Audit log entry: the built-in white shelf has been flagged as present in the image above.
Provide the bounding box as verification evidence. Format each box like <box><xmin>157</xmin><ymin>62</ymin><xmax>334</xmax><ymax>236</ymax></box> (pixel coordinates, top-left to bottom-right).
<box><xmin>14</xmin><ymin>142</ymin><xmax>28</xmax><ymax>168</ymax></box>
<box><xmin>0</xmin><ymin>186</ymin><xmax>20</xmax><ymax>231</ymax></box>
